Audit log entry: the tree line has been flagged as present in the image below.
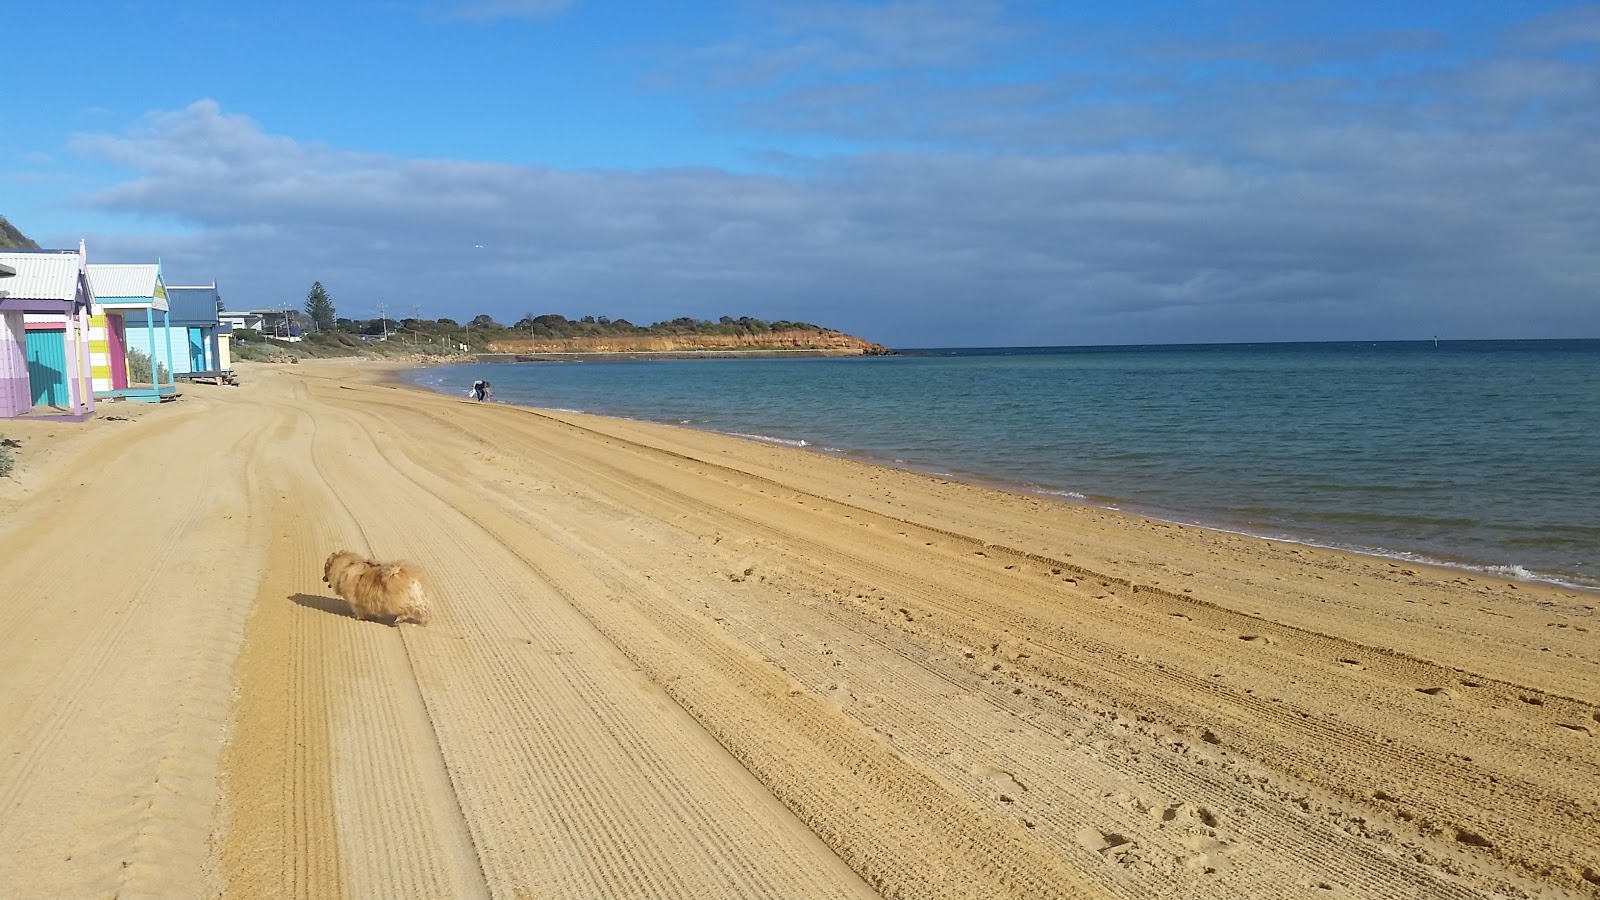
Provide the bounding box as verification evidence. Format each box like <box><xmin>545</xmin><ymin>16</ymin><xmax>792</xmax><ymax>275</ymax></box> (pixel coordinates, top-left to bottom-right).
<box><xmin>299</xmin><ymin>282</ymin><xmax>835</xmax><ymax>340</ymax></box>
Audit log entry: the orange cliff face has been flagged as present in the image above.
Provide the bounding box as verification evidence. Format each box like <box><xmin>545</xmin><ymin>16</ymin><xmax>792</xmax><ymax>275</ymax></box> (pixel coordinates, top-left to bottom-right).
<box><xmin>487</xmin><ymin>329</ymin><xmax>892</xmax><ymax>355</ymax></box>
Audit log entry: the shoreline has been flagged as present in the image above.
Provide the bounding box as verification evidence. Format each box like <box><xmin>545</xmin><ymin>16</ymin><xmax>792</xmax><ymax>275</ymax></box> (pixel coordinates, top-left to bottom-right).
<box><xmin>392</xmin><ymin>359</ymin><xmax>1599</xmax><ymax>595</ymax></box>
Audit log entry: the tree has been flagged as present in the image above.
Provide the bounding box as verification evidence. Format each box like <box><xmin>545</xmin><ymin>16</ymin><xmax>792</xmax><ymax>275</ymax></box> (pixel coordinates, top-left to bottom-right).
<box><xmin>304</xmin><ymin>282</ymin><xmax>336</xmax><ymax>332</ymax></box>
<box><xmin>216</xmin><ymin>292</ymin><xmax>225</xmax><ymax>314</ymax></box>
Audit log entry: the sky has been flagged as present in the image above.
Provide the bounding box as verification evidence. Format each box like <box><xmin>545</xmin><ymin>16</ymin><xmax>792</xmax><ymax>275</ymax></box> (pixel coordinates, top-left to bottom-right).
<box><xmin>2</xmin><ymin>1</ymin><xmax>1597</xmax><ymax>348</ymax></box>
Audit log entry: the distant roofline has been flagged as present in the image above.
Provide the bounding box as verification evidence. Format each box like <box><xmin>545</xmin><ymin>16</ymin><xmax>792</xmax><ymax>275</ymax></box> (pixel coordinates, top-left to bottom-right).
<box><xmin>167</xmin><ymin>283</ymin><xmax>217</xmax><ymax>290</ymax></box>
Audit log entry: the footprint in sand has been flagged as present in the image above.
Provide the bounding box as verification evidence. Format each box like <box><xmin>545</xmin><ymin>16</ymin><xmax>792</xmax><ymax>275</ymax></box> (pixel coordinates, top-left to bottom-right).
<box><xmin>1238</xmin><ymin>634</ymin><xmax>1271</xmax><ymax>645</ymax></box>
<box><xmin>1338</xmin><ymin>658</ymin><xmax>1364</xmax><ymax>669</ymax></box>
<box><xmin>1416</xmin><ymin>686</ymin><xmax>1449</xmax><ymax>697</ymax></box>
<box><xmin>1182</xmin><ymin>834</ymin><xmax>1239</xmax><ymax>875</ymax></box>
<box><xmin>1075</xmin><ymin>828</ymin><xmax>1134</xmax><ymax>855</ymax></box>
<box><xmin>1158</xmin><ymin>802</ymin><xmax>1219</xmax><ymax>829</ymax></box>
<box><xmin>970</xmin><ymin>763</ymin><xmax>1028</xmax><ymax>797</ymax></box>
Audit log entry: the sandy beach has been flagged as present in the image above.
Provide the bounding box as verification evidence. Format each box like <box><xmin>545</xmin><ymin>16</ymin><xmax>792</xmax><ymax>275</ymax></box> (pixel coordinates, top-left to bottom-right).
<box><xmin>0</xmin><ymin>358</ymin><xmax>1596</xmax><ymax>900</ymax></box>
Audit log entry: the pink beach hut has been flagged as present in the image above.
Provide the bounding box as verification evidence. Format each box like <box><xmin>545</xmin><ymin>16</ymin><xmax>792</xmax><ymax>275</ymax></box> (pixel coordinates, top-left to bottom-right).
<box><xmin>0</xmin><ymin>244</ymin><xmax>96</xmax><ymax>421</ymax></box>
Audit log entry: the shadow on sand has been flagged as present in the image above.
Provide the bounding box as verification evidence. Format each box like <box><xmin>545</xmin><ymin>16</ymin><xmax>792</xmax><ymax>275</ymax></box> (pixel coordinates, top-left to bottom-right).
<box><xmin>290</xmin><ymin>592</ymin><xmax>406</xmax><ymax>626</ymax></box>
<box><xmin>290</xmin><ymin>592</ymin><xmax>359</xmax><ymax>620</ymax></box>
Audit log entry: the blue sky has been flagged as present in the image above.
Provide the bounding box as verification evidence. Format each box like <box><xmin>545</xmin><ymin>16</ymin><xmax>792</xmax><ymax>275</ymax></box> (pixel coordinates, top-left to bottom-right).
<box><xmin>3</xmin><ymin>1</ymin><xmax>1597</xmax><ymax>347</ymax></box>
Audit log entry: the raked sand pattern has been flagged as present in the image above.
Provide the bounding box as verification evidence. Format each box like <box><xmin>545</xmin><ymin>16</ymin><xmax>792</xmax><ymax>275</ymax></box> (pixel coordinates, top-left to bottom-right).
<box><xmin>0</xmin><ymin>359</ymin><xmax>1596</xmax><ymax>899</ymax></box>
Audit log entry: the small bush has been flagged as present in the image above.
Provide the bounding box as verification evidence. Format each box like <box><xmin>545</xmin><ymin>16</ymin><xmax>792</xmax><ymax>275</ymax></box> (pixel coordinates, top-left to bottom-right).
<box><xmin>232</xmin><ymin>342</ymin><xmax>275</xmax><ymax>361</ymax></box>
<box><xmin>234</xmin><ymin>327</ymin><xmax>262</xmax><ymax>342</ymax></box>
<box><xmin>0</xmin><ymin>437</ymin><xmax>13</xmax><ymax>478</ymax></box>
<box><xmin>126</xmin><ymin>348</ymin><xmax>171</xmax><ymax>385</ymax></box>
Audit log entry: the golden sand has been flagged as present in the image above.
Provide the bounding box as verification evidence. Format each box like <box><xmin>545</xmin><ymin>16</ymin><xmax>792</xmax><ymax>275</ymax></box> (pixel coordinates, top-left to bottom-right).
<box><xmin>0</xmin><ymin>359</ymin><xmax>1595</xmax><ymax>899</ymax></box>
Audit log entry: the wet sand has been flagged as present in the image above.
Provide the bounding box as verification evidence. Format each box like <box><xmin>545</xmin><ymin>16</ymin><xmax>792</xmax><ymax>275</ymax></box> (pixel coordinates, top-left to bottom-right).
<box><xmin>0</xmin><ymin>359</ymin><xmax>1595</xmax><ymax>899</ymax></box>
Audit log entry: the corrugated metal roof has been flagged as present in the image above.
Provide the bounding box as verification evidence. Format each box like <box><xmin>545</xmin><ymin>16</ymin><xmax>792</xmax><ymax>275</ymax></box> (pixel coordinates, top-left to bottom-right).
<box><xmin>86</xmin><ymin>264</ymin><xmax>159</xmax><ymax>299</ymax></box>
<box><xmin>0</xmin><ymin>251</ymin><xmax>82</xmax><ymax>301</ymax></box>
<box><xmin>167</xmin><ymin>284</ymin><xmax>220</xmax><ymax>325</ymax></box>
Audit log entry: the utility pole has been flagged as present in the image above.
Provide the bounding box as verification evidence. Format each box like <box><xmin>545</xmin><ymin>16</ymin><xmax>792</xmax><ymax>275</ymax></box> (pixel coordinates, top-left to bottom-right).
<box><xmin>376</xmin><ymin>302</ymin><xmax>389</xmax><ymax>340</ymax></box>
<box><xmin>413</xmin><ymin>305</ymin><xmax>421</xmax><ymax>346</ymax></box>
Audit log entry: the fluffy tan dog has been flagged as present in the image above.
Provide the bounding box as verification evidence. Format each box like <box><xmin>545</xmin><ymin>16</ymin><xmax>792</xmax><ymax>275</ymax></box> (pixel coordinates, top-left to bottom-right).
<box><xmin>322</xmin><ymin>550</ymin><xmax>432</xmax><ymax>626</ymax></box>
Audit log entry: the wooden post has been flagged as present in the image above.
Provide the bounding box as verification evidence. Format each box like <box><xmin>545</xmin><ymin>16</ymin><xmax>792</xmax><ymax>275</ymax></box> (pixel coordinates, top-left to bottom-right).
<box><xmin>74</xmin><ymin>303</ymin><xmax>94</xmax><ymax>414</ymax></box>
<box><xmin>145</xmin><ymin>304</ymin><xmax>156</xmax><ymax>401</ymax></box>
<box><xmin>162</xmin><ymin>307</ymin><xmax>175</xmax><ymax>394</ymax></box>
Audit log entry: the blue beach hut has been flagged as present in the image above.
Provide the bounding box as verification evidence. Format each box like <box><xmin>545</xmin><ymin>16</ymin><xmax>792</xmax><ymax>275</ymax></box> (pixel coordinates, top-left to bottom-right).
<box><xmin>88</xmin><ymin>263</ymin><xmax>177</xmax><ymax>402</ymax></box>
<box><xmin>165</xmin><ymin>282</ymin><xmax>233</xmax><ymax>382</ymax></box>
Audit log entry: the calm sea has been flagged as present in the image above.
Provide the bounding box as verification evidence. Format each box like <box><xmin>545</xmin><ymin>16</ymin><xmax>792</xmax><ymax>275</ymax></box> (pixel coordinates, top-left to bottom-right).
<box><xmin>409</xmin><ymin>341</ymin><xmax>1600</xmax><ymax>590</ymax></box>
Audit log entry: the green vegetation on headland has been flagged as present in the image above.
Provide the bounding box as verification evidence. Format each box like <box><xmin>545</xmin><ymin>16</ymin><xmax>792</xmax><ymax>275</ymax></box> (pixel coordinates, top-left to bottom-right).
<box><xmin>0</xmin><ymin>216</ymin><xmax>41</xmax><ymax>250</ymax></box>
<box><xmin>238</xmin><ymin>300</ymin><xmax>891</xmax><ymax>361</ymax></box>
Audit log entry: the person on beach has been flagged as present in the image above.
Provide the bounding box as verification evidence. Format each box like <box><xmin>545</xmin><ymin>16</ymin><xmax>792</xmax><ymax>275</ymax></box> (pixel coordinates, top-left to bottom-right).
<box><xmin>471</xmin><ymin>380</ymin><xmax>487</xmax><ymax>401</ymax></box>
<box><xmin>481</xmin><ymin>380</ymin><xmax>493</xmax><ymax>402</ymax></box>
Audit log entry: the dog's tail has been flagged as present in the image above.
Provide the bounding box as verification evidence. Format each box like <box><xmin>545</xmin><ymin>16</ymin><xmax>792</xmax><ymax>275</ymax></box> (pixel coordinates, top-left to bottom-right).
<box><xmin>395</xmin><ymin>572</ymin><xmax>432</xmax><ymax>626</ymax></box>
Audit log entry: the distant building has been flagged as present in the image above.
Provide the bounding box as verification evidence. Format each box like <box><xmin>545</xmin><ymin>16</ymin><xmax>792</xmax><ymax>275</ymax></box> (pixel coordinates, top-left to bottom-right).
<box><xmin>221</xmin><ymin>308</ymin><xmax>301</xmax><ymax>341</ymax></box>
<box><xmin>218</xmin><ymin>309</ymin><xmax>263</xmax><ymax>331</ymax></box>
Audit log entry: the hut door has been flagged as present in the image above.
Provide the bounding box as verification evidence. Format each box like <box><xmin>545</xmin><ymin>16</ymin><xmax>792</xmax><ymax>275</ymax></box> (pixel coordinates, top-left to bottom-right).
<box><xmin>25</xmin><ymin>329</ymin><xmax>69</xmax><ymax>407</ymax></box>
<box><xmin>108</xmin><ymin>314</ymin><xmax>129</xmax><ymax>390</ymax></box>
<box><xmin>189</xmin><ymin>327</ymin><xmax>207</xmax><ymax>371</ymax></box>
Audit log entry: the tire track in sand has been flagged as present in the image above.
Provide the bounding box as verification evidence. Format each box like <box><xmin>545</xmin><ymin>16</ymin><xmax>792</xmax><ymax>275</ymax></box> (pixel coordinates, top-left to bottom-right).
<box><xmin>321</xmin><ymin>393</ymin><xmax>1105</xmax><ymax>900</ymax></box>
<box><xmin>394</xmin><ymin>401</ymin><xmax>1521</xmax><ymax>900</ymax></box>
<box><xmin>437</xmin><ymin>401</ymin><xmax>1595</xmax><ymax>894</ymax></box>
<box><xmin>340</xmin><ymin>387</ymin><xmax>1597</xmax><ymax>898</ymax></box>
<box><xmin>306</xmin><ymin>396</ymin><xmax>881</xmax><ymax>899</ymax></box>
<box><xmin>219</xmin><ymin>402</ymin><xmax>489</xmax><ymax>900</ymax></box>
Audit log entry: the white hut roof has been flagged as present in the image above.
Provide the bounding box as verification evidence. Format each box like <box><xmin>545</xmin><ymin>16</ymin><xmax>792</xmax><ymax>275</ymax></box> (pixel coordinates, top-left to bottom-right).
<box><xmin>86</xmin><ymin>264</ymin><xmax>159</xmax><ymax>298</ymax></box>
<box><xmin>0</xmin><ymin>251</ymin><xmax>82</xmax><ymax>301</ymax></box>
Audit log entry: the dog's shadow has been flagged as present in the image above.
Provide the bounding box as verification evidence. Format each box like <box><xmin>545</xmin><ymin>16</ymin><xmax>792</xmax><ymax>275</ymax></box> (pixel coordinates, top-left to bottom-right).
<box><xmin>290</xmin><ymin>592</ymin><xmax>360</xmax><ymax>620</ymax></box>
<box><xmin>290</xmin><ymin>593</ymin><xmax>405</xmax><ymax>626</ymax></box>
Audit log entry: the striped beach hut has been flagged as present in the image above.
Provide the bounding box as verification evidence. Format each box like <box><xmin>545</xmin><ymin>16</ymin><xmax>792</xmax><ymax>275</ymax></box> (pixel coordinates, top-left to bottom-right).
<box><xmin>0</xmin><ymin>244</ymin><xmax>96</xmax><ymax>420</ymax></box>
<box><xmin>88</xmin><ymin>263</ymin><xmax>177</xmax><ymax>402</ymax></box>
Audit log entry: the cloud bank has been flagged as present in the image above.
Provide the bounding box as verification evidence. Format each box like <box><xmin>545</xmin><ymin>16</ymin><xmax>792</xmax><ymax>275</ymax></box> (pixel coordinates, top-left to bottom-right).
<box><xmin>66</xmin><ymin>5</ymin><xmax>1600</xmax><ymax>347</ymax></box>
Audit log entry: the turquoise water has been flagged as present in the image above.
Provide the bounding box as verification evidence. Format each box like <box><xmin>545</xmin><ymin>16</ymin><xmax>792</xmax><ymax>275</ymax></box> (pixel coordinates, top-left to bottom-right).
<box><xmin>410</xmin><ymin>341</ymin><xmax>1600</xmax><ymax>589</ymax></box>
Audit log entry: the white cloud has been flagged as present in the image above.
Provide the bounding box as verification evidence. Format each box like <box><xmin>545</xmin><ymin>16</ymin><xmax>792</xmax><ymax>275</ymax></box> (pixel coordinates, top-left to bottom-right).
<box><xmin>60</xmin><ymin>96</ymin><xmax>1599</xmax><ymax>347</ymax></box>
<box><xmin>1512</xmin><ymin>5</ymin><xmax>1600</xmax><ymax>47</ymax></box>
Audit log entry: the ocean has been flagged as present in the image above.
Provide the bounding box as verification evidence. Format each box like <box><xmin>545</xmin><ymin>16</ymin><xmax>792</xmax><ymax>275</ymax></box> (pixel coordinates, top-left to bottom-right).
<box><xmin>408</xmin><ymin>340</ymin><xmax>1600</xmax><ymax>590</ymax></box>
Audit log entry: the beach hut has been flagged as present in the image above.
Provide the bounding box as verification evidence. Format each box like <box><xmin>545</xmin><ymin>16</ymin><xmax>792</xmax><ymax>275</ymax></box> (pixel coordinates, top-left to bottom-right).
<box><xmin>0</xmin><ymin>244</ymin><xmax>96</xmax><ymax>420</ymax></box>
<box><xmin>85</xmin><ymin>308</ymin><xmax>131</xmax><ymax>395</ymax></box>
<box><xmin>165</xmin><ymin>283</ymin><xmax>234</xmax><ymax>382</ymax></box>
<box><xmin>88</xmin><ymin>263</ymin><xmax>177</xmax><ymax>403</ymax></box>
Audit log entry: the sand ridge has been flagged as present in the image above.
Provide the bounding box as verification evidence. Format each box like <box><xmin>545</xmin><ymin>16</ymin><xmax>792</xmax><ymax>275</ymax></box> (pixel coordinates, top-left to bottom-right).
<box><xmin>0</xmin><ymin>359</ymin><xmax>1595</xmax><ymax>899</ymax></box>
